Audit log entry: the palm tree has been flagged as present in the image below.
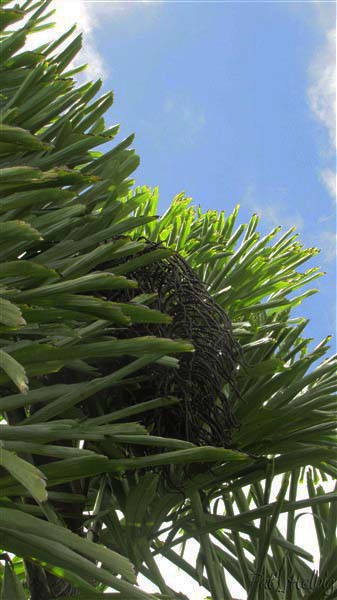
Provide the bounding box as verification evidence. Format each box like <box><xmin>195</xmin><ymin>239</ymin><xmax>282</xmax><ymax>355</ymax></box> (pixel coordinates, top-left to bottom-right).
<box><xmin>0</xmin><ymin>2</ymin><xmax>336</xmax><ymax>599</ymax></box>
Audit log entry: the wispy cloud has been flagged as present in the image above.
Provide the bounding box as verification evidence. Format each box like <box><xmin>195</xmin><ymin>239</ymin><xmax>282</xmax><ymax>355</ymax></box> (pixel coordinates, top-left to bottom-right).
<box><xmin>140</xmin><ymin>94</ymin><xmax>207</xmax><ymax>151</ymax></box>
<box><xmin>164</xmin><ymin>95</ymin><xmax>207</xmax><ymax>144</ymax></box>
<box><xmin>242</xmin><ymin>184</ymin><xmax>304</xmax><ymax>232</ymax></box>
<box><xmin>243</xmin><ymin>184</ymin><xmax>336</xmax><ymax>264</ymax></box>
<box><xmin>318</xmin><ymin>230</ymin><xmax>337</xmax><ymax>264</ymax></box>
<box><xmin>307</xmin><ymin>6</ymin><xmax>336</xmax><ymax>201</ymax></box>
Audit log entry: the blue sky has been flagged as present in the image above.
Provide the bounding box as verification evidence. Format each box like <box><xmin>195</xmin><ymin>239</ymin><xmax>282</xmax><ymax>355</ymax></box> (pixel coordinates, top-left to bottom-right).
<box><xmin>40</xmin><ymin>0</ymin><xmax>336</xmax><ymax>351</ymax></box>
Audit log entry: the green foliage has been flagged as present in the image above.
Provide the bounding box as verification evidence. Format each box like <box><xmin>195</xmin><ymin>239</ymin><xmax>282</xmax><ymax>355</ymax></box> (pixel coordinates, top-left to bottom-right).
<box><xmin>0</xmin><ymin>1</ymin><xmax>336</xmax><ymax>599</ymax></box>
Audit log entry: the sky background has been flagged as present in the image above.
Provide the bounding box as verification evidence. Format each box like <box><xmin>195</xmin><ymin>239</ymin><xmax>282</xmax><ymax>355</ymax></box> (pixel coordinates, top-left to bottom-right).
<box><xmin>20</xmin><ymin>2</ymin><xmax>337</xmax><ymax>598</ymax></box>
<box><xmin>31</xmin><ymin>0</ymin><xmax>336</xmax><ymax>352</ymax></box>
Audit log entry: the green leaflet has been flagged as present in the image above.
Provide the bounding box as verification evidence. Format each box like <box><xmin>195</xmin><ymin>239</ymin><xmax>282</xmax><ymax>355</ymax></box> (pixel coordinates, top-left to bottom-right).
<box><xmin>10</xmin><ymin>336</ymin><xmax>193</xmax><ymax>366</ymax></box>
<box><xmin>19</xmin><ymin>295</ymin><xmax>132</xmax><ymax>324</ymax></box>
<box><xmin>0</xmin><ymin>260</ymin><xmax>56</xmax><ymax>280</ymax></box>
<box><xmin>0</xmin><ymin>447</ymin><xmax>47</xmax><ymax>503</ymax></box>
<box><xmin>0</xmin><ymin>30</ymin><xmax>26</xmax><ymax>64</ymax></box>
<box><xmin>1</xmin><ymin>562</ymin><xmax>27</xmax><ymax>600</ymax></box>
<box><xmin>0</xmin><ymin>422</ymin><xmax>147</xmax><ymax>443</ymax></box>
<box><xmin>0</xmin><ymin>297</ymin><xmax>26</xmax><ymax>328</ymax></box>
<box><xmin>0</xmin><ymin>187</ymin><xmax>73</xmax><ymax>213</ymax></box>
<box><xmin>0</xmin><ymin>508</ymin><xmax>136</xmax><ymax>583</ymax></box>
<box><xmin>0</xmin><ymin>349</ymin><xmax>28</xmax><ymax>392</ymax></box>
<box><xmin>125</xmin><ymin>473</ymin><xmax>159</xmax><ymax>544</ymax></box>
<box><xmin>0</xmin><ymin>529</ymin><xmax>156</xmax><ymax>600</ymax></box>
<box><xmin>106</xmin><ymin>447</ymin><xmax>250</xmax><ymax>471</ymax></box>
<box><xmin>0</xmin><ymin>123</ymin><xmax>51</xmax><ymax>151</ymax></box>
<box><xmin>4</xmin><ymin>272</ymin><xmax>138</xmax><ymax>301</ymax></box>
<box><xmin>0</xmin><ymin>220</ymin><xmax>42</xmax><ymax>243</ymax></box>
<box><xmin>86</xmin><ymin>396</ymin><xmax>181</xmax><ymax>425</ymax></box>
<box><xmin>0</xmin><ymin>165</ymin><xmax>42</xmax><ymax>182</ymax></box>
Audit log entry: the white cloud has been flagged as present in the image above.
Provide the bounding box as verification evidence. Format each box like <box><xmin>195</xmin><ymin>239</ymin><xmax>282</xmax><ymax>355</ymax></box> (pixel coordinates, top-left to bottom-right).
<box><xmin>308</xmin><ymin>27</ymin><xmax>336</xmax><ymax>149</ymax></box>
<box><xmin>307</xmin><ymin>10</ymin><xmax>336</xmax><ymax>201</ymax></box>
<box><xmin>320</xmin><ymin>167</ymin><xmax>337</xmax><ymax>200</ymax></box>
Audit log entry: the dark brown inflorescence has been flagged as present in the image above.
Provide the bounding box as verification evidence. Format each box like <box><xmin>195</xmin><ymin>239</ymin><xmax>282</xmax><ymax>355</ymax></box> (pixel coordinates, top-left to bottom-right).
<box><xmin>105</xmin><ymin>240</ymin><xmax>241</xmax><ymax>448</ymax></box>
